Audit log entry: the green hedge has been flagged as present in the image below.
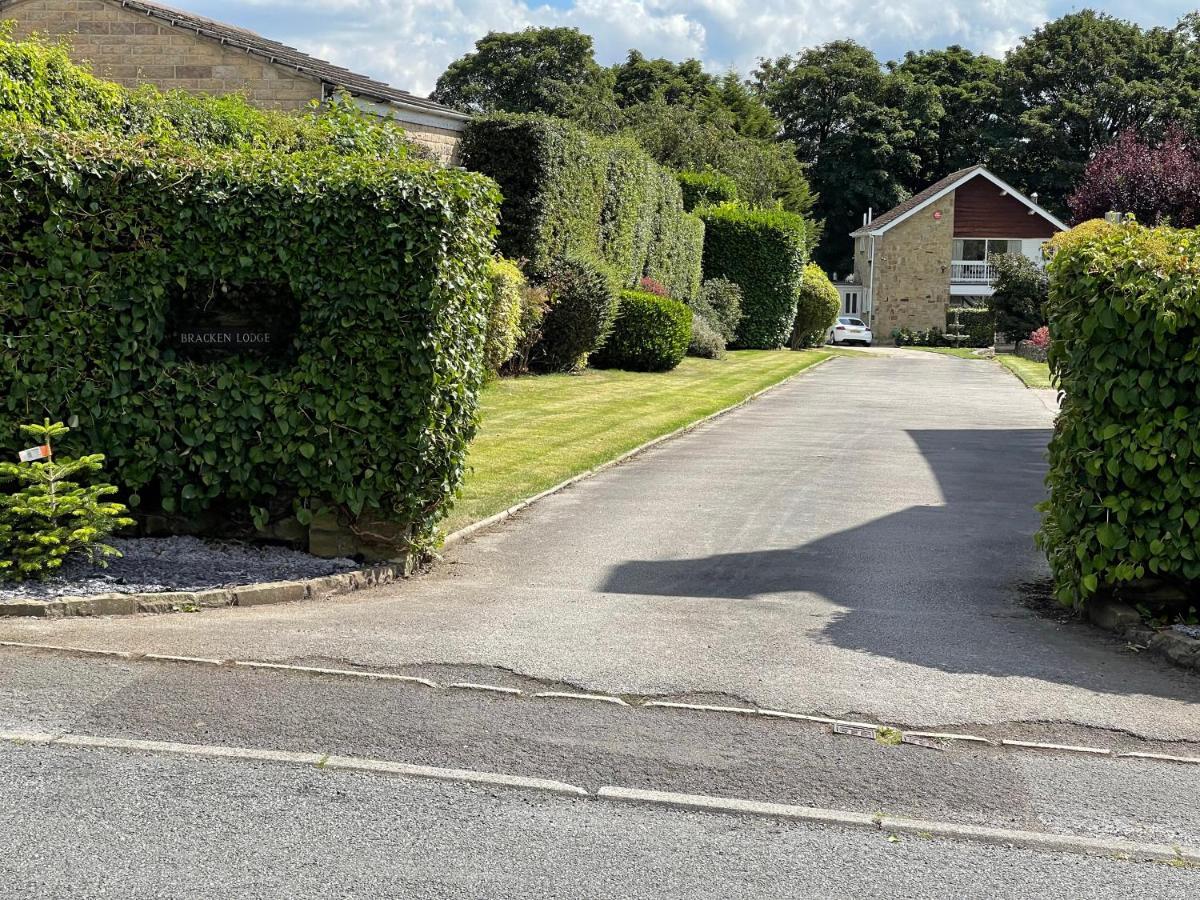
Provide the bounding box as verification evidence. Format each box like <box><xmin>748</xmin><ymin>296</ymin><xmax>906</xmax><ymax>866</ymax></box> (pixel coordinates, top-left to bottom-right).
<box><xmin>531</xmin><ymin>256</ymin><xmax>619</xmax><ymax>373</ymax></box>
<box><xmin>946</xmin><ymin>307</ymin><xmax>994</xmax><ymax>347</ymax></box>
<box><xmin>592</xmin><ymin>290</ymin><xmax>692</xmax><ymax>372</ymax></box>
<box><xmin>677</xmin><ymin>171</ymin><xmax>738</xmax><ymax>211</ymax></box>
<box><xmin>1038</xmin><ymin>221</ymin><xmax>1200</xmax><ymax>607</ymax></box>
<box><xmin>790</xmin><ymin>264</ymin><xmax>841</xmax><ymax>349</ymax></box>
<box><xmin>0</xmin><ymin>31</ymin><xmax>419</xmax><ymax>159</ymax></box>
<box><xmin>0</xmin><ymin>128</ymin><xmax>500</xmax><ymax>548</ymax></box>
<box><xmin>460</xmin><ymin>113</ymin><xmax>704</xmax><ymax>300</ymax></box>
<box><xmin>699</xmin><ymin>206</ymin><xmax>807</xmax><ymax>349</ymax></box>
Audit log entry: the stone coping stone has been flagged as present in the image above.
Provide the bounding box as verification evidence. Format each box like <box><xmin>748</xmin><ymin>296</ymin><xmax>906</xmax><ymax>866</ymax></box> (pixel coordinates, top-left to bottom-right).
<box><xmin>1088</xmin><ymin>596</ymin><xmax>1200</xmax><ymax>673</ymax></box>
<box><xmin>0</xmin><ymin>558</ymin><xmax>411</xmax><ymax>619</ymax></box>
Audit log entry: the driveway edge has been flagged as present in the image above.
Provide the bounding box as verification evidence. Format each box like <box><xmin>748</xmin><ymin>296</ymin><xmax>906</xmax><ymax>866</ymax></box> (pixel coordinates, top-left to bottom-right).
<box><xmin>441</xmin><ymin>354</ymin><xmax>835</xmax><ymax>549</ymax></box>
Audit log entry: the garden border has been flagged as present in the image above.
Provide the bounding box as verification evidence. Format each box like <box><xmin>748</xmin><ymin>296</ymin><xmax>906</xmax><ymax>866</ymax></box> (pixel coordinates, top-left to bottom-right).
<box><xmin>0</xmin><ymin>354</ymin><xmax>834</xmax><ymax>618</ymax></box>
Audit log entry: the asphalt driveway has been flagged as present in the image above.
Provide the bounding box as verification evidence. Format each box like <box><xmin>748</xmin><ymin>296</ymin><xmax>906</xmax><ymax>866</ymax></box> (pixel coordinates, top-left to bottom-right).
<box><xmin>2</xmin><ymin>351</ymin><xmax>1196</xmax><ymax>738</ymax></box>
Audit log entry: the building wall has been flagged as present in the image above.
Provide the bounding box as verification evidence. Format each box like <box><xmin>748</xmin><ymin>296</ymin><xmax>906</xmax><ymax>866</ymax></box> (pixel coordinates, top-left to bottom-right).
<box><xmin>2</xmin><ymin>0</ymin><xmax>322</xmax><ymax>109</ymax></box>
<box><xmin>870</xmin><ymin>191</ymin><xmax>955</xmax><ymax>342</ymax></box>
<box><xmin>1</xmin><ymin>0</ymin><xmax>465</xmax><ymax>163</ymax></box>
<box><xmin>952</xmin><ymin>176</ymin><xmax>1059</xmax><ymax>239</ymax></box>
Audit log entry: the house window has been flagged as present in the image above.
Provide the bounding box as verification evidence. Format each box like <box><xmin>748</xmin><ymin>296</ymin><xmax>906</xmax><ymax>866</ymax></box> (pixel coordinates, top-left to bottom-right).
<box><xmin>954</xmin><ymin>238</ymin><xmax>1018</xmax><ymax>260</ymax></box>
<box><xmin>843</xmin><ymin>291</ymin><xmax>859</xmax><ymax>314</ymax></box>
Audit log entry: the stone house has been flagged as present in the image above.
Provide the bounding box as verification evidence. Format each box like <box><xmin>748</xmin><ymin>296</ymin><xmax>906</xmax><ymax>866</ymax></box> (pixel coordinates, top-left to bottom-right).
<box><xmin>836</xmin><ymin>166</ymin><xmax>1066</xmax><ymax>342</ymax></box>
<box><xmin>0</xmin><ymin>0</ymin><xmax>468</xmax><ymax>164</ymax></box>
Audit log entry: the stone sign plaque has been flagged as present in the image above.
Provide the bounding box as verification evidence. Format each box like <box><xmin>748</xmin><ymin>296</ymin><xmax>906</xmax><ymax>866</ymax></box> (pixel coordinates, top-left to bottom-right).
<box><xmin>168</xmin><ymin>279</ymin><xmax>299</xmax><ymax>364</ymax></box>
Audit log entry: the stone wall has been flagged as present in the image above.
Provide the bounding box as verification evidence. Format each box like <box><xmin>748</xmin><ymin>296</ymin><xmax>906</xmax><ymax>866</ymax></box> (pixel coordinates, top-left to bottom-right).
<box><xmin>1</xmin><ymin>0</ymin><xmax>465</xmax><ymax>163</ymax></box>
<box><xmin>2</xmin><ymin>0</ymin><xmax>322</xmax><ymax>109</ymax></box>
<box><xmin>871</xmin><ymin>193</ymin><xmax>955</xmax><ymax>342</ymax></box>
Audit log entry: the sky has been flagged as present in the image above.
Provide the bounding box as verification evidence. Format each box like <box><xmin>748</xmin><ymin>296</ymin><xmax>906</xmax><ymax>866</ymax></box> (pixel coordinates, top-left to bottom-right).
<box><xmin>183</xmin><ymin>1</ymin><xmax>1197</xmax><ymax>97</ymax></box>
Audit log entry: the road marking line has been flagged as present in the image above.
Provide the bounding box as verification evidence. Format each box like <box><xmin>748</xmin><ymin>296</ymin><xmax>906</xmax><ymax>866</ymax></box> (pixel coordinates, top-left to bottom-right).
<box><xmin>0</xmin><ymin>640</ymin><xmax>135</xmax><ymax>659</ymax></box>
<box><xmin>904</xmin><ymin>731</ymin><xmax>993</xmax><ymax>744</ymax></box>
<box><xmin>534</xmin><ymin>691</ymin><xmax>628</xmax><ymax>707</ymax></box>
<box><xmin>598</xmin><ymin>786</ymin><xmax>1200</xmax><ymax>865</ymax></box>
<box><xmin>449</xmin><ymin>682</ymin><xmax>523</xmax><ymax>696</ymax></box>
<box><xmin>3</xmin><ymin>729</ymin><xmax>1196</xmax><ymax>863</ymax></box>
<box><xmin>143</xmin><ymin>654</ymin><xmax>224</xmax><ymax>665</ymax></box>
<box><xmin>1001</xmin><ymin>740</ymin><xmax>1113</xmax><ymax>756</ymax></box>
<box><xmin>646</xmin><ymin>701</ymin><xmax>758</xmax><ymax>715</ymax></box>
<box><xmin>322</xmin><ymin>755</ymin><xmax>588</xmax><ymax>796</ymax></box>
<box><xmin>759</xmin><ymin>709</ymin><xmax>881</xmax><ymax>730</ymax></box>
<box><xmin>231</xmin><ymin>661</ymin><xmax>437</xmax><ymax>687</ymax></box>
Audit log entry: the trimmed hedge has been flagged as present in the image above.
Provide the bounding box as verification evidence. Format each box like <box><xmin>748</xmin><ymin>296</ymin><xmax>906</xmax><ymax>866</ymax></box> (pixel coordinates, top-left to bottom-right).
<box><xmin>531</xmin><ymin>256</ymin><xmax>619</xmax><ymax>373</ymax></box>
<box><xmin>946</xmin><ymin>307</ymin><xmax>995</xmax><ymax>347</ymax></box>
<box><xmin>460</xmin><ymin>113</ymin><xmax>704</xmax><ymax>299</ymax></box>
<box><xmin>484</xmin><ymin>258</ymin><xmax>525</xmax><ymax>375</ymax></box>
<box><xmin>1038</xmin><ymin>221</ymin><xmax>1200</xmax><ymax>607</ymax></box>
<box><xmin>699</xmin><ymin>206</ymin><xmax>808</xmax><ymax>349</ymax></box>
<box><xmin>0</xmin><ymin>128</ymin><xmax>500</xmax><ymax>548</ymax></box>
<box><xmin>592</xmin><ymin>290</ymin><xmax>692</xmax><ymax>372</ymax></box>
<box><xmin>790</xmin><ymin>264</ymin><xmax>840</xmax><ymax>349</ymax></box>
<box><xmin>677</xmin><ymin>171</ymin><xmax>738</xmax><ymax>212</ymax></box>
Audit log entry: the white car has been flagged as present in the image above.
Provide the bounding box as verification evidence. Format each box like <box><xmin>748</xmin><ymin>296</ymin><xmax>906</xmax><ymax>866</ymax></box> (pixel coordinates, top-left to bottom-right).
<box><xmin>829</xmin><ymin>316</ymin><xmax>872</xmax><ymax>346</ymax></box>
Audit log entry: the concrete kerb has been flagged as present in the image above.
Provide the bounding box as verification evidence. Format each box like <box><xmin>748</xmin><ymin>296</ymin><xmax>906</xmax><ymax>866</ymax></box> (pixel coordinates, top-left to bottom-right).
<box><xmin>0</xmin><ymin>560</ymin><xmax>411</xmax><ymax>619</ymax></box>
<box><xmin>2</xmin><ymin>729</ymin><xmax>1196</xmax><ymax>865</ymax></box>
<box><xmin>1087</xmin><ymin>597</ymin><xmax>1200</xmax><ymax>674</ymax></box>
<box><xmin>440</xmin><ymin>355</ymin><xmax>837</xmax><ymax>549</ymax></box>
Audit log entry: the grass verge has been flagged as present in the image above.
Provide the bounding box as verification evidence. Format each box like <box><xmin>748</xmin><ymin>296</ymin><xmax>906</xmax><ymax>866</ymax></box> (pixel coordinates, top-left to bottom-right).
<box><xmin>443</xmin><ymin>350</ymin><xmax>832</xmax><ymax>535</ymax></box>
<box><xmin>997</xmin><ymin>354</ymin><xmax>1053</xmax><ymax>389</ymax></box>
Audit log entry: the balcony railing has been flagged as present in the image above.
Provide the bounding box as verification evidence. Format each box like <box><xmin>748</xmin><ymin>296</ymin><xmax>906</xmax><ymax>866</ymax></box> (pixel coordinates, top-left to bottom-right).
<box><xmin>950</xmin><ymin>260</ymin><xmax>995</xmax><ymax>284</ymax></box>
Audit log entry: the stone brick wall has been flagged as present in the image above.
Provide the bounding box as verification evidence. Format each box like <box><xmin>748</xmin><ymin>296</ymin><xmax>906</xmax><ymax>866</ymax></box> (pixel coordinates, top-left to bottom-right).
<box><xmin>1</xmin><ymin>0</ymin><xmax>466</xmax><ymax>163</ymax></box>
<box><xmin>870</xmin><ymin>193</ymin><xmax>955</xmax><ymax>343</ymax></box>
<box><xmin>2</xmin><ymin>0</ymin><xmax>322</xmax><ymax>109</ymax></box>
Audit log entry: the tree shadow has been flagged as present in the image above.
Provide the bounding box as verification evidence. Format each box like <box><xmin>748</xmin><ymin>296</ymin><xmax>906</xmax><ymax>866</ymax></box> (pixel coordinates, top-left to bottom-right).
<box><xmin>601</xmin><ymin>429</ymin><xmax>1197</xmax><ymax>699</ymax></box>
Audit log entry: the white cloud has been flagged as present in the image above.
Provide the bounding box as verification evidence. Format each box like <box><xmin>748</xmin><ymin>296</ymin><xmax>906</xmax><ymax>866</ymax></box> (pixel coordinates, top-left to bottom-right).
<box><xmin>209</xmin><ymin>0</ymin><xmax>1191</xmax><ymax>95</ymax></box>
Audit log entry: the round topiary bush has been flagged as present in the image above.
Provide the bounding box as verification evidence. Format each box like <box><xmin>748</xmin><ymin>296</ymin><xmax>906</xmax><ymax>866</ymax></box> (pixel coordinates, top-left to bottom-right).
<box><xmin>692</xmin><ymin>277</ymin><xmax>743</xmax><ymax>344</ymax></box>
<box><xmin>530</xmin><ymin>256</ymin><xmax>619</xmax><ymax>373</ymax></box>
<box><xmin>593</xmin><ymin>290</ymin><xmax>693</xmax><ymax>372</ymax></box>
<box><xmin>789</xmin><ymin>263</ymin><xmax>841</xmax><ymax>349</ymax></box>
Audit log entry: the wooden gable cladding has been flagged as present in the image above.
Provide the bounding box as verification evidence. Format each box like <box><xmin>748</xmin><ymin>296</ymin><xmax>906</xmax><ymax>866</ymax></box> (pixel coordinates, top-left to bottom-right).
<box><xmin>952</xmin><ymin>176</ymin><xmax>1058</xmax><ymax>238</ymax></box>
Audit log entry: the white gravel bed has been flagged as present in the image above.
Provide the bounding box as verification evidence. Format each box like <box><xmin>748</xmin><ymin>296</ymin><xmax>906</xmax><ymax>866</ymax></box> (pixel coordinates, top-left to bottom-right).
<box><xmin>0</xmin><ymin>536</ymin><xmax>358</xmax><ymax>601</ymax></box>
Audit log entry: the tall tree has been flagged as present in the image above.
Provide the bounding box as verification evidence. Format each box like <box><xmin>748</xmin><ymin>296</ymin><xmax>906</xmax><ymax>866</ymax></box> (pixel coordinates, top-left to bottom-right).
<box><xmin>754</xmin><ymin>41</ymin><xmax>917</xmax><ymax>272</ymax></box>
<box><xmin>995</xmin><ymin>11</ymin><xmax>1185</xmax><ymax>214</ymax></box>
<box><xmin>889</xmin><ymin>46</ymin><xmax>1003</xmax><ymax>185</ymax></box>
<box><xmin>431</xmin><ymin>27</ymin><xmax>618</xmax><ymax>127</ymax></box>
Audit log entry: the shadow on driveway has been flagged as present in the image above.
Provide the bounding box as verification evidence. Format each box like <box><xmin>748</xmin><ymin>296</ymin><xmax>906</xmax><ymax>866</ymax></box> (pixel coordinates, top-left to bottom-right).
<box><xmin>601</xmin><ymin>429</ymin><xmax>1197</xmax><ymax>701</ymax></box>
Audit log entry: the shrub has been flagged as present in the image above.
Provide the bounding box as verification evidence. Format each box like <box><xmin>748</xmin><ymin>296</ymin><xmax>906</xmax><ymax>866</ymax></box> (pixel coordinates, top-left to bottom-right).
<box><xmin>699</xmin><ymin>206</ymin><xmax>807</xmax><ymax>349</ymax></box>
<box><xmin>946</xmin><ymin>307</ymin><xmax>995</xmax><ymax>347</ymax></box>
<box><xmin>638</xmin><ymin>276</ymin><xmax>669</xmax><ymax>296</ymax></box>
<box><xmin>460</xmin><ymin>114</ymin><xmax>704</xmax><ymax>299</ymax></box>
<box><xmin>483</xmin><ymin>258</ymin><xmax>525</xmax><ymax>375</ymax></box>
<box><xmin>676</xmin><ymin>170</ymin><xmax>738</xmax><ymax>211</ymax></box>
<box><xmin>592</xmin><ymin>290</ymin><xmax>692</xmax><ymax>372</ymax></box>
<box><xmin>0</xmin><ymin>419</ymin><xmax>134</xmax><ymax>581</ymax></box>
<box><xmin>989</xmin><ymin>253</ymin><xmax>1047</xmax><ymax>343</ymax></box>
<box><xmin>687</xmin><ymin>314</ymin><xmax>726</xmax><ymax>359</ymax></box>
<box><xmin>531</xmin><ymin>256</ymin><xmax>619</xmax><ymax>372</ymax></box>
<box><xmin>790</xmin><ymin>264</ymin><xmax>840</xmax><ymax>349</ymax></box>
<box><xmin>1028</xmin><ymin>325</ymin><xmax>1050</xmax><ymax>348</ymax></box>
<box><xmin>1038</xmin><ymin>221</ymin><xmax>1200</xmax><ymax>608</ymax></box>
<box><xmin>691</xmin><ymin>277</ymin><xmax>743</xmax><ymax>344</ymax></box>
<box><xmin>503</xmin><ymin>283</ymin><xmax>553</xmax><ymax>376</ymax></box>
<box><xmin>1068</xmin><ymin>126</ymin><xmax>1200</xmax><ymax>228</ymax></box>
<box><xmin>0</xmin><ymin>128</ymin><xmax>500</xmax><ymax>550</ymax></box>
<box><xmin>894</xmin><ymin>326</ymin><xmax>946</xmax><ymax>347</ymax></box>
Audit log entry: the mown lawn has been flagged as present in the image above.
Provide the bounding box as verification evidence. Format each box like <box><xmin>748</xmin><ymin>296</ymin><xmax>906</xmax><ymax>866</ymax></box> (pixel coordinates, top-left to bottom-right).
<box><xmin>442</xmin><ymin>349</ymin><xmax>832</xmax><ymax>535</ymax></box>
<box><xmin>997</xmin><ymin>354</ymin><xmax>1054</xmax><ymax>389</ymax></box>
